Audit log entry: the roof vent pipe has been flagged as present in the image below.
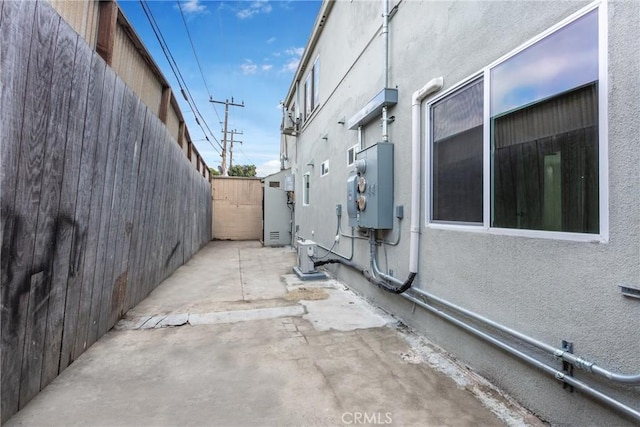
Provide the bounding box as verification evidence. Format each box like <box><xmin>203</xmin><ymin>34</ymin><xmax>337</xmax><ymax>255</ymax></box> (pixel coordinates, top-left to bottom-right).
<box><xmin>410</xmin><ymin>77</ymin><xmax>443</xmax><ymax>273</ymax></box>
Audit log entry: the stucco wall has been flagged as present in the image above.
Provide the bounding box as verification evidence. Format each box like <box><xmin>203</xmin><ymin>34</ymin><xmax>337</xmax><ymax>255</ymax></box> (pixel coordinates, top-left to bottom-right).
<box><xmin>286</xmin><ymin>1</ymin><xmax>640</xmax><ymax>425</ymax></box>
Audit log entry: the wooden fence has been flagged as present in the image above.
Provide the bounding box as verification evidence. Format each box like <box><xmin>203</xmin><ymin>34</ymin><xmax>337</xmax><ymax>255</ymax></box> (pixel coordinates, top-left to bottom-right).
<box><xmin>212</xmin><ymin>177</ymin><xmax>263</xmax><ymax>241</ymax></box>
<box><xmin>0</xmin><ymin>1</ymin><xmax>212</xmax><ymax>422</ymax></box>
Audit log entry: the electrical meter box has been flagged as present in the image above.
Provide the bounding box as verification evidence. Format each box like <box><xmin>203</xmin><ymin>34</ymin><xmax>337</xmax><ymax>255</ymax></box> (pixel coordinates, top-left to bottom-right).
<box><xmin>347</xmin><ymin>142</ymin><xmax>394</xmax><ymax>229</ymax></box>
<box><xmin>284</xmin><ymin>174</ymin><xmax>295</xmax><ymax>192</ymax></box>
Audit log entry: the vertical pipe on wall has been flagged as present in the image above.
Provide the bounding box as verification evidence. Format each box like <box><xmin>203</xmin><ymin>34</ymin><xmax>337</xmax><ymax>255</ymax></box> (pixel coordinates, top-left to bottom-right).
<box><xmin>381</xmin><ymin>0</ymin><xmax>389</xmax><ymax>142</ymax></box>
<box><xmin>410</xmin><ymin>78</ymin><xmax>443</xmax><ymax>273</ymax></box>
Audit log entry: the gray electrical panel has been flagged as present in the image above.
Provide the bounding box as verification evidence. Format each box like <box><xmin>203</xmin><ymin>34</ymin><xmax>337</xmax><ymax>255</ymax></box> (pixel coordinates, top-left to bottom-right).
<box><xmin>347</xmin><ymin>142</ymin><xmax>394</xmax><ymax>229</ymax></box>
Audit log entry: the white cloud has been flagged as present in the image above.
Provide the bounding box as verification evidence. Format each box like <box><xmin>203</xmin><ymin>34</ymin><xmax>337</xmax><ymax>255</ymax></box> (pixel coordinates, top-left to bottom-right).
<box><xmin>279</xmin><ymin>46</ymin><xmax>304</xmax><ymax>72</ymax></box>
<box><xmin>241</xmin><ymin>60</ymin><xmax>258</xmax><ymax>75</ymax></box>
<box><xmin>256</xmin><ymin>159</ymin><xmax>282</xmax><ymax>178</ymax></box>
<box><xmin>285</xmin><ymin>47</ymin><xmax>304</xmax><ymax>57</ymax></box>
<box><xmin>262</xmin><ymin>64</ymin><xmax>273</xmax><ymax>71</ymax></box>
<box><xmin>283</xmin><ymin>58</ymin><xmax>300</xmax><ymax>73</ymax></box>
<box><xmin>237</xmin><ymin>1</ymin><xmax>272</xmax><ymax>19</ymax></box>
<box><xmin>180</xmin><ymin>0</ymin><xmax>206</xmax><ymax>14</ymax></box>
<box><xmin>266</xmin><ymin>37</ymin><xmax>276</xmax><ymax>44</ymax></box>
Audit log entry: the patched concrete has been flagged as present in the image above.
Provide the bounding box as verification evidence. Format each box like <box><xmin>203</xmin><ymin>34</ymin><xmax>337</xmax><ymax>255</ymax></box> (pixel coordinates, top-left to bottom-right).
<box><xmin>6</xmin><ymin>241</ymin><xmax>543</xmax><ymax>427</ymax></box>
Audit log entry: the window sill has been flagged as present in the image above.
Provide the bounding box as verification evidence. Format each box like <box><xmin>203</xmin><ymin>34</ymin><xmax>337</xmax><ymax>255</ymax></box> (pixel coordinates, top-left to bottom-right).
<box><xmin>426</xmin><ymin>222</ymin><xmax>608</xmax><ymax>243</ymax></box>
<box><xmin>298</xmin><ymin>106</ymin><xmax>321</xmax><ymax>133</ymax></box>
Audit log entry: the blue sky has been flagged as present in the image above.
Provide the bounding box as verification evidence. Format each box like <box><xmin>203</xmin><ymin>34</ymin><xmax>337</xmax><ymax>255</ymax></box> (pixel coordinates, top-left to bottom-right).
<box><xmin>118</xmin><ymin>0</ymin><xmax>321</xmax><ymax>176</ymax></box>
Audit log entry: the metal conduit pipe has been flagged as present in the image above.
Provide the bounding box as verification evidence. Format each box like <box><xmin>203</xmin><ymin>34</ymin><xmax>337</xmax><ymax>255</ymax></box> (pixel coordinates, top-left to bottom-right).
<box><xmin>368</xmin><ymin>234</ymin><xmax>415</xmax><ymax>293</ymax></box>
<box><xmin>401</xmin><ymin>292</ymin><xmax>640</xmax><ymax>422</ymax></box>
<box><xmin>409</xmin><ymin>287</ymin><xmax>640</xmax><ymax>385</ymax></box>
<box><xmin>315</xmin><ymin>235</ymin><xmax>354</xmax><ymax>261</ymax></box>
<box><xmin>313</xmin><ymin>257</ymin><xmax>407</xmax><ymax>293</ymax></box>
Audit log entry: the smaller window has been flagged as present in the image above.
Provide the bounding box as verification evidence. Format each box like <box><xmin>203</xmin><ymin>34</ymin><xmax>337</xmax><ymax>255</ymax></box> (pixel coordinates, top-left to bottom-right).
<box><xmin>321</xmin><ymin>160</ymin><xmax>329</xmax><ymax>177</ymax></box>
<box><xmin>347</xmin><ymin>144</ymin><xmax>359</xmax><ymax>167</ymax></box>
<box><xmin>304</xmin><ymin>74</ymin><xmax>312</xmax><ymax>120</ymax></box>
<box><xmin>303</xmin><ymin>173</ymin><xmax>310</xmax><ymax>206</ymax></box>
<box><xmin>303</xmin><ymin>56</ymin><xmax>320</xmax><ymax>123</ymax></box>
<box><xmin>313</xmin><ymin>56</ymin><xmax>320</xmax><ymax>108</ymax></box>
<box><xmin>269</xmin><ymin>181</ymin><xmax>280</xmax><ymax>188</ymax></box>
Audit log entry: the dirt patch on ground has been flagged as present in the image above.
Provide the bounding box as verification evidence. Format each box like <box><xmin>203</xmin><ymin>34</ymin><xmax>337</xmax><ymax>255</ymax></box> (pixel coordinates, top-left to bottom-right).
<box><xmin>285</xmin><ymin>287</ymin><xmax>329</xmax><ymax>301</ymax></box>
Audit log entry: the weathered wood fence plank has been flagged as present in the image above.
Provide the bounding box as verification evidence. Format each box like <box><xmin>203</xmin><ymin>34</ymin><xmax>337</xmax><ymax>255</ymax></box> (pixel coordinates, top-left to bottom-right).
<box><xmin>12</xmin><ymin>1</ymin><xmax>60</xmax><ymax>411</ymax></box>
<box><xmin>52</xmin><ymin>28</ymin><xmax>92</xmax><ymax>382</ymax></box>
<box><xmin>1</xmin><ymin>2</ymin><xmax>212</xmax><ymax>422</ymax></box>
<box><xmin>71</xmin><ymin>53</ymin><xmax>107</xmax><ymax>363</ymax></box>
<box><xmin>0</xmin><ymin>1</ymin><xmax>37</xmax><ymax>417</ymax></box>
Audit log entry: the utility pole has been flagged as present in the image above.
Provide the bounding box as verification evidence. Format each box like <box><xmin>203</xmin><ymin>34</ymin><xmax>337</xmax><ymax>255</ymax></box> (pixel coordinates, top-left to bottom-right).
<box><xmin>209</xmin><ymin>97</ymin><xmax>244</xmax><ymax>175</ymax></box>
<box><xmin>229</xmin><ymin>129</ymin><xmax>243</xmax><ymax>171</ymax></box>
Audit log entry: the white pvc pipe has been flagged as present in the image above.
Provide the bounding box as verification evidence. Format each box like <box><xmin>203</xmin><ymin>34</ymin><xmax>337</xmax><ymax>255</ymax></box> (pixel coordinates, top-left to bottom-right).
<box><xmin>409</xmin><ymin>77</ymin><xmax>443</xmax><ymax>273</ymax></box>
<box><xmin>381</xmin><ymin>0</ymin><xmax>389</xmax><ymax>142</ymax></box>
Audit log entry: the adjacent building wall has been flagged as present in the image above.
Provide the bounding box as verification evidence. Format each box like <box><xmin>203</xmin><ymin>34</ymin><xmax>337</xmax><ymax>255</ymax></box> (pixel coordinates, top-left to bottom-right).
<box><xmin>284</xmin><ymin>1</ymin><xmax>640</xmax><ymax>425</ymax></box>
<box><xmin>0</xmin><ymin>1</ymin><xmax>212</xmax><ymax>422</ymax></box>
<box><xmin>47</xmin><ymin>0</ymin><xmax>211</xmax><ymax>182</ymax></box>
<box><xmin>263</xmin><ymin>169</ymin><xmax>294</xmax><ymax>247</ymax></box>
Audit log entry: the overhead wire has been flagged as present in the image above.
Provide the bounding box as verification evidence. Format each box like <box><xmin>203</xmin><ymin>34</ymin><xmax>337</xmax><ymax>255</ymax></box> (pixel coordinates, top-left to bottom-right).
<box><xmin>175</xmin><ymin>0</ymin><xmax>223</xmax><ymax>126</ymax></box>
<box><xmin>236</xmin><ymin>145</ymin><xmax>254</xmax><ymax>165</ymax></box>
<box><xmin>138</xmin><ymin>0</ymin><xmax>224</xmax><ymax>158</ymax></box>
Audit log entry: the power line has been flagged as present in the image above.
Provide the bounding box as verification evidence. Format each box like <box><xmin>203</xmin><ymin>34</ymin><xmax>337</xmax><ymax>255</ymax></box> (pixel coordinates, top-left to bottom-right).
<box><xmin>175</xmin><ymin>0</ymin><xmax>222</xmax><ymax>126</ymax></box>
<box><xmin>138</xmin><ymin>0</ymin><xmax>223</xmax><ymax>157</ymax></box>
<box><xmin>237</xmin><ymin>145</ymin><xmax>253</xmax><ymax>165</ymax></box>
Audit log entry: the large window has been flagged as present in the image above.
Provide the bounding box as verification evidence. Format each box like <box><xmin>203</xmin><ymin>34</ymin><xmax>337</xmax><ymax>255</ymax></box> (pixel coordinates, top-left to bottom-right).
<box><xmin>431</xmin><ymin>78</ymin><xmax>483</xmax><ymax>223</ymax></box>
<box><xmin>428</xmin><ymin>5</ymin><xmax>604</xmax><ymax>238</ymax></box>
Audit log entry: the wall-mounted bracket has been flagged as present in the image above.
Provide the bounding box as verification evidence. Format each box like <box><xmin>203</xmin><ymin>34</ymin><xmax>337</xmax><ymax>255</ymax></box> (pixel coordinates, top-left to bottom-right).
<box><xmin>619</xmin><ymin>284</ymin><xmax>640</xmax><ymax>299</ymax></box>
<box><xmin>347</xmin><ymin>88</ymin><xmax>398</xmax><ymax>130</ymax></box>
<box><xmin>562</xmin><ymin>340</ymin><xmax>574</xmax><ymax>392</ymax></box>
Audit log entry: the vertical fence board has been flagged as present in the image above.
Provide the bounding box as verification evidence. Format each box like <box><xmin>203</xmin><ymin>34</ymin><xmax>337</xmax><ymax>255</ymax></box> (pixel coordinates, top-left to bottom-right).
<box><xmin>49</xmin><ymin>30</ymin><xmax>91</xmax><ymax>383</ymax></box>
<box><xmin>9</xmin><ymin>1</ymin><xmax>59</xmax><ymax>411</ymax></box>
<box><xmin>108</xmin><ymin>94</ymin><xmax>145</xmax><ymax>328</ymax></box>
<box><xmin>1</xmin><ymin>2</ymin><xmax>213</xmax><ymax>421</ymax></box>
<box><xmin>84</xmin><ymin>66</ymin><xmax>117</xmax><ymax>350</ymax></box>
<box><xmin>95</xmin><ymin>77</ymin><xmax>125</xmax><ymax>337</ymax></box>
<box><xmin>0</xmin><ymin>0</ymin><xmax>36</xmax><ymax>417</ymax></box>
<box><xmin>71</xmin><ymin>53</ymin><xmax>106</xmax><ymax>361</ymax></box>
<box><xmin>126</xmin><ymin>110</ymin><xmax>153</xmax><ymax>312</ymax></box>
<box><xmin>98</xmin><ymin>85</ymin><xmax>134</xmax><ymax>335</ymax></box>
<box><xmin>135</xmin><ymin>115</ymin><xmax>159</xmax><ymax>305</ymax></box>
<box><xmin>22</xmin><ymin>16</ymin><xmax>77</xmax><ymax>404</ymax></box>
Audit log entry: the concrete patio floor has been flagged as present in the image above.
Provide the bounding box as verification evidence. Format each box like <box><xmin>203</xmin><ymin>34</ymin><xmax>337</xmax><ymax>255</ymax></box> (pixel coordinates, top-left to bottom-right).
<box><xmin>6</xmin><ymin>241</ymin><xmax>543</xmax><ymax>427</ymax></box>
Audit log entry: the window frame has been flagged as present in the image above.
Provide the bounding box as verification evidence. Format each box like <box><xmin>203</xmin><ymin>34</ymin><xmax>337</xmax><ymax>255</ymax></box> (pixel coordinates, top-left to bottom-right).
<box><xmin>304</xmin><ymin>73</ymin><xmax>312</xmax><ymax>121</ymax></box>
<box><xmin>347</xmin><ymin>143</ymin><xmax>359</xmax><ymax>167</ymax></box>
<box><xmin>302</xmin><ymin>172</ymin><xmax>310</xmax><ymax>206</ymax></box>
<box><xmin>321</xmin><ymin>160</ymin><xmax>329</xmax><ymax>177</ymax></box>
<box><xmin>302</xmin><ymin>55</ymin><xmax>320</xmax><ymax>125</ymax></box>
<box><xmin>425</xmin><ymin>1</ymin><xmax>608</xmax><ymax>243</ymax></box>
<box><xmin>313</xmin><ymin>56</ymin><xmax>320</xmax><ymax>109</ymax></box>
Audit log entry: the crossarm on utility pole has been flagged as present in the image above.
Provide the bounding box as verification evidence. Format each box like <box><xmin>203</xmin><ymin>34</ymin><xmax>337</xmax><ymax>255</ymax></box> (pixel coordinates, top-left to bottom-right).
<box><xmin>210</xmin><ymin>98</ymin><xmax>244</xmax><ymax>176</ymax></box>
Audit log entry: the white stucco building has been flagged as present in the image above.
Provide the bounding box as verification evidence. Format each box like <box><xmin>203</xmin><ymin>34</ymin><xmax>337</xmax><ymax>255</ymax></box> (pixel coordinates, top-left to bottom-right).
<box><xmin>280</xmin><ymin>1</ymin><xmax>640</xmax><ymax>425</ymax></box>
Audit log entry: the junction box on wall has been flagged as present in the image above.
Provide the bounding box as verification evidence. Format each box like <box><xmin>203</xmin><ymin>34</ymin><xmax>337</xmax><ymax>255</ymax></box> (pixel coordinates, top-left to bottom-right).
<box><xmin>347</xmin><ymin>142</ymin><xmax>394</xmax><ymax>229</ymax></box>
